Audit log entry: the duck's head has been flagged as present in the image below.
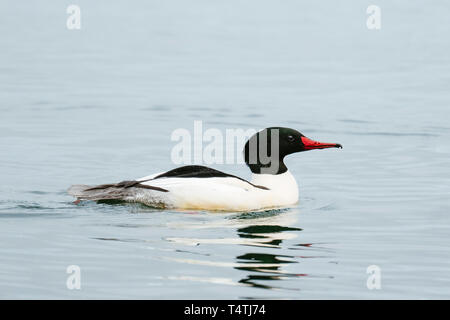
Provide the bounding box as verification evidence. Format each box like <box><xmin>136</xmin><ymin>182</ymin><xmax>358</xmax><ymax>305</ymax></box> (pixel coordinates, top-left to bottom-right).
<box><xmin>244</xmin><ymin>127</ymin><xmax>342</xmax><ymax>174</ymax></box>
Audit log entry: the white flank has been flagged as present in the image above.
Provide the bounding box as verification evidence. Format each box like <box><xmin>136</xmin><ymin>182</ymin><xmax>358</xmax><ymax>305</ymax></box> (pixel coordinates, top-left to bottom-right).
<box><xmin>133</xmin><ymin>170</ymin><xmax>299</xmax><ymax>211</ymax></box>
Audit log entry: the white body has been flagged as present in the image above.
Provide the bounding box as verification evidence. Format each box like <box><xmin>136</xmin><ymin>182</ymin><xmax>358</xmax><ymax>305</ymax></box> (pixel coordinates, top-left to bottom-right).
<box><xmin>131</xmin><ymin>171</ymin><xmax>299</xmax><ymax>211</ymax></box>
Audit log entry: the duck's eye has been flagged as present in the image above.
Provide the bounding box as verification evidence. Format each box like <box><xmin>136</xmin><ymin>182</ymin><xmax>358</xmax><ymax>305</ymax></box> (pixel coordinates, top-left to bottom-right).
<box><xmin>287</xmin><ymin>135</ymin><xmax>295</xmax><ymax>142</ymax></box>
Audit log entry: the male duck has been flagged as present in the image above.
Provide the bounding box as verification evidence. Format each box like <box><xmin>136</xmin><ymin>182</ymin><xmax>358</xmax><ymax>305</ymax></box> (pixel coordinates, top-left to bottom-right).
<box><xmin>68</xmin><ymin>127</ymin><xmax>342</xmax><ymax>211</ymax></box>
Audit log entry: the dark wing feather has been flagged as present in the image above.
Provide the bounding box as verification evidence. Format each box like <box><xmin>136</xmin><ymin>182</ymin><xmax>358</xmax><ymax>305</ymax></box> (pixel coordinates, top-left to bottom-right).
<box><xmin>68</xmin><ymin>180</ymin><xmax>168</xmax><ymax>202</ymax></box>
<box><xmin>152</xmin><ymin>165</ymin><xmax>269</xmax><ymax>190</ymax></box>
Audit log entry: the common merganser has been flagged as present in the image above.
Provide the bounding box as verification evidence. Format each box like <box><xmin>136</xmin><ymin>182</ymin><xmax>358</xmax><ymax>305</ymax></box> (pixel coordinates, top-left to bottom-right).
<box><xmin>68</xmin><ymin>127</ymin><xmax>342</xmax><ymax>211</ymax></box>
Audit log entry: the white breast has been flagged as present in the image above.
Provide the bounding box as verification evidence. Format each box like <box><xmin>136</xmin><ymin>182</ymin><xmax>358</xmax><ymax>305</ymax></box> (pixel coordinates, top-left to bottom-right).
<box><xmin>251</xmin><ymin>171</ymin><xmax>299</xmax><ymax>206</ymax></box>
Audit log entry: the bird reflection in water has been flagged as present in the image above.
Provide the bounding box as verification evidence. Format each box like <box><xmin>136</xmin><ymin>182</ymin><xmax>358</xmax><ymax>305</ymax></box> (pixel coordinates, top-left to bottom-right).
<box><xmin>156</xmin><ymin>208</ymin><xmax>335</xmax><ymax>291</ymax></box>
<box><xmin>235</xmin><ymin>224</ymin><xmax>305</xmax><ymax>290</ymax></box>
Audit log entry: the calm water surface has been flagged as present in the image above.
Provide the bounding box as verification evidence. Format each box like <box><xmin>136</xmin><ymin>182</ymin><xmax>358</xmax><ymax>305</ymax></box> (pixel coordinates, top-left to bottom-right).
<box><xmin>1</xmin><ymin>1</ymin><xmax>450</xmax><ymax>299</ymax></box>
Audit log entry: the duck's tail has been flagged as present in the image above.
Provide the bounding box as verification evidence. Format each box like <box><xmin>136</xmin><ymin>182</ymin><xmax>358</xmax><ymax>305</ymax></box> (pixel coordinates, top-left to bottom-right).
<box><xmin>68</xmin><ymin>180</ymin><xmax>168</xmax><ymax>202</ymax></box>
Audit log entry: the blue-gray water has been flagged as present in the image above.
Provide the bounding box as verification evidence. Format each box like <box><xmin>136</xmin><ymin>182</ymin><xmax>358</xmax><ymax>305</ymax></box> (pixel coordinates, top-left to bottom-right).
<box><xmin>1</xmin><ymin>1</ymin><xmax>450</xmax><ymax>299</ymax></box>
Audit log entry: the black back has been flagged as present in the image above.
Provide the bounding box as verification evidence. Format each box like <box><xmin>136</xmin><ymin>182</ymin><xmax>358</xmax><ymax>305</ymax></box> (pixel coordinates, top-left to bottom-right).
<box><xmin>153</xmin><ymin>165</ymin><xmax>269</xmax><ymax>190</ymax></box>
<box><xmin>154</xmin><ymin>165</ymin><xmax>235</xmax><ymax>179</ymax></box>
